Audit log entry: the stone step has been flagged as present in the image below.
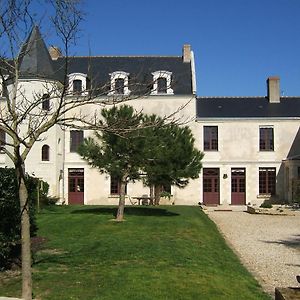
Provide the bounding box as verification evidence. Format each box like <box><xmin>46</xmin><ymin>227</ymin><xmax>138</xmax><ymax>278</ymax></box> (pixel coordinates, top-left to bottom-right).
<box><xmin>201</xmin><ymin>205</ymin><xmax>247</xmax><ymax>212</ymax></box>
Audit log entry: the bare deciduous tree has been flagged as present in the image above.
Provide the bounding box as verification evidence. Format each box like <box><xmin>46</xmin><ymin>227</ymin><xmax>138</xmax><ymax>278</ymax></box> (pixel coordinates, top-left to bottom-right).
<box><xmin>0</xmin><ymin>1</ymin><xmax>90</xmax><ymax>299</ymax></box>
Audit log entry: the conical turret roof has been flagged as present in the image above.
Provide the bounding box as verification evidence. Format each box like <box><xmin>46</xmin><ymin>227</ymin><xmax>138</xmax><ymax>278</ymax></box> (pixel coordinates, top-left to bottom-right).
<box><xmin>19</xmin><ymin>26</ymin><xmax>55</xmax><ymax>79</ymax></box>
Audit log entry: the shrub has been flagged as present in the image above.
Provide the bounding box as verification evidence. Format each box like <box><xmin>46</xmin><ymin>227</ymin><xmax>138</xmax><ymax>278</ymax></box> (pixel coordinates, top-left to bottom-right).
<box><xmin>0</xmin><ymin>168</ymin><xmax>39</xmax><ymax>270</ymax></box>
<box><xmin>160</xmin><ymin>191</ymin><xmax>172</xmax><ymax>200</ymax></box>
<box><xmin>260</xmin><ymin>200</ymin><xmax>273</xmax><ymax>209</ymax></box>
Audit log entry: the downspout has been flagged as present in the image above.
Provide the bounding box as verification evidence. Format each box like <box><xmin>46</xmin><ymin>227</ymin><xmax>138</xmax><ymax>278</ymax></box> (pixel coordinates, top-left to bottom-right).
<box><xmin>190</xmin><ymin>50</ymin><xmax>197</xmax><ymax>95</ymax></box>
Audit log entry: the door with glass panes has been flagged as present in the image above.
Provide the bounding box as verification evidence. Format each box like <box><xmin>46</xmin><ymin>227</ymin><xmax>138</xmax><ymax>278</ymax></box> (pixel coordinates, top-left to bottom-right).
<box><xmin>68</xmin><ymin>168</ymin><xmax>84</xmax><ymax>204</ymax></box>
<box><xmin>203</xmin><ymin>168</ymin><xmax>220</xmax><ymax>205</ymax></box>
<box><xmin>231</xmin><ymin>168</ymin><xmax>246</xmax><ymax>205</ymax></box>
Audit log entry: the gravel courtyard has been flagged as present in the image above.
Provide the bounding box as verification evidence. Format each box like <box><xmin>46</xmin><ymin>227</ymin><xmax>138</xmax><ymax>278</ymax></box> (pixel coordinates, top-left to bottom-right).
<box><xmin>207</xmin><ymin>210</ymin><xmax>300</xmax><ymax>296</ymax></box>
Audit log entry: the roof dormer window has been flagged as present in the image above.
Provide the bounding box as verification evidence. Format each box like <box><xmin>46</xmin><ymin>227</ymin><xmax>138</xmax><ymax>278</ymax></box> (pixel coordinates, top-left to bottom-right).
<box><xmin>157</xmin><ymin>77</ymin><xmax>167</xmax><ymax>93</ymax></box>
<box><xmin>68</xmin><ymin>73</ymin><xmax>89</xmax><ymax>96</ymax></box>
<box><xmin>151</xmin><ymin>71</ymin><xmax>173</xmax><ymax>95</ymax></box>
<box><xmin>108</xmin><ymin>71</ymin><xmax>130</xmax><ymax>95</ymax></box>
<box><xmin>115</xmin><ymin>78</ymin><xmax>125</xmax><ymax>94</ymax></box>
<box><xmin>73</xmin><ymin>79</ymin><xmax>82</xmax><ymax>94</ymax></box>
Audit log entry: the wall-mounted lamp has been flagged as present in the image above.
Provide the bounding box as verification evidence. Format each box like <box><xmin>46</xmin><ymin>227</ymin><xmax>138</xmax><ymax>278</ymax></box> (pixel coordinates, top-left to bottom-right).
<box><xmin>223</xmin><ymin>174</ymin><xmax>228</xmax><ymax>179</ymax></box>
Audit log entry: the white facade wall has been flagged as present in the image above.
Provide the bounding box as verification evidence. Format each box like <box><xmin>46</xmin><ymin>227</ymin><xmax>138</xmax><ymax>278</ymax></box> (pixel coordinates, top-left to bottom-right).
<box><xmin>61</xmin><ymin>94</ymin><xmax>200</xmax><ymax>205</ymax></box>
<box><xmin>0</xmin><ymin>79</ymin><xmax>65</xmax><ymax>197</ymax></box>
<box><xmin>197</xmin><ymin>119</ymin><xmax>300</xmax><ymax>206</ymax></box>
<box><xmin>2</xmin><ymin>78</ymin><xmax>300</xmax><ymax>207</ymax></box>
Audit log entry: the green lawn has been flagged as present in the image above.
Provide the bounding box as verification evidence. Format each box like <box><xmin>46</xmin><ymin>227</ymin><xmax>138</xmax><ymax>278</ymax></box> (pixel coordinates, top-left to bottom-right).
<box><xmin>0</xmin><ymin>206</ymin><xmax>270</xmax><ymax>300</ymax></box>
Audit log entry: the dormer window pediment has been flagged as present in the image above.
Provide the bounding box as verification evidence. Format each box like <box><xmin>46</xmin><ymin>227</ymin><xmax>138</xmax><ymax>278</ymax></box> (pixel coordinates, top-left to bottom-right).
<box><xmin>108</xmin><ymin>71</ymin><xmax>130</xmax><ymax>96</ymax></box>
<box><xmin>68</xmin><ymin>73</ymin><xmax>89</xmax><ymax>96</ymax></box>
<box><xmin>151</xmin><ymin>71</ymin><xmax>174</xmax><ymax>95</ymax></box>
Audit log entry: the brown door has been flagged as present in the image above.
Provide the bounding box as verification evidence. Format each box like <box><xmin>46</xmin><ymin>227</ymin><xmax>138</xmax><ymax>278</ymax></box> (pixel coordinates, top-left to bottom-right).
<box><xmin>231</xmin><ymin>168</ymin><xmax>246</xmax><ymax>205</ymax></box>
<box><xmin>68</xmin><ymin>168</ymin><xmax>84</xmax><ymax>205</ymax></box>
<box><xmin>203</xmin><ymin>168</ymin><xmax>220</xmax><ymax>205</ymax></box>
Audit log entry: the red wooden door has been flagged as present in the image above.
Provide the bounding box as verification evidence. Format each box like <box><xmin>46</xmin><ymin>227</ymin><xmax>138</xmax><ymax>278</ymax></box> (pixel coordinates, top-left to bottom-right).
<box><xmin>231</xmin><ymin>168</ymin><xmax>246</xmax><ymax>205</ymax></box>
<box><xmin>203</xmin><ymin>168</ymin><xmax>220</xmax><ymax>205</ymax></box>
<box><xmin>68</xmin><ymin>168</ymin><xmax>84</xmax><ymax>205</ymax></box>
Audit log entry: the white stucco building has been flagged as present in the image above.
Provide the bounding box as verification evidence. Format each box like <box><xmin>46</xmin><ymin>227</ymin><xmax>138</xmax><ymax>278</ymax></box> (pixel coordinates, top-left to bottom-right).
<box><xmin>0</xmin><ymin>27</ymin><xmax>199</xmax><ymax>206</ymax></box>
<box><xmin>197</xmin><ymin>77</ymin><xmax>300</xmax><ymax>206</ymax></box>
<box><xmin>1</xmin><ymin>27</ymin><xmax>300</xmax><ymax>207</ymax></box>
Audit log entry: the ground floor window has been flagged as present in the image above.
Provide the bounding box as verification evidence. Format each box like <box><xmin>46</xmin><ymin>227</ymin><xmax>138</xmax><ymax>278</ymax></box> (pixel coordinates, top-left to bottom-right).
<box><xmin>110</xmin><ymin>176</ymin><xmax>127</xmax><ymax>195</ymax></box>
<box><xmin>259</xmin><ymin>167</ymin><xmax>276</xmax><ymax>195</ymax></box>
<box><xmin>162</xmin><ymin>183</ymin><xmax>171</xmax><ymax>194</ymax></box>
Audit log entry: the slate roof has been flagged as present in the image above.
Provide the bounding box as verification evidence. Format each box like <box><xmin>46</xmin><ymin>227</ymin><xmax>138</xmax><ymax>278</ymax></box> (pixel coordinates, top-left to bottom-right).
<box><xmin>18</xmin><ymin>26</ymin><xmax>55</xmax><ymax>79</ymax></box>
<box><xmin>52</xmin><ymin>56</ymin><xmax>192</xmax><ymax>95</ymax></box>
<box><xmin>196</xmin><ymin>97</ymin><xmax>300</xmax><ymax>119</ymax></box>
<box><xmin>14</xmin><ymin>26</ymin><xmax>193</xmax><ymax>95</ymax></box>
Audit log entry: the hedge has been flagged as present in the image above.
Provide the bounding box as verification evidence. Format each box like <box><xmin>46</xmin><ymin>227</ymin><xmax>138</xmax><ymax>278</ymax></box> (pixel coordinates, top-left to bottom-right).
<box><xmin>0</xmin><ymin>167</ymin><xmax>48</xmax><ymax>270</ymax></box>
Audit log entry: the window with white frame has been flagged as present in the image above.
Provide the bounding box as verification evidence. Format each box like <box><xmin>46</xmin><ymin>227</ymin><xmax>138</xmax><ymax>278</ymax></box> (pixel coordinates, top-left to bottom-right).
<box><xmin>42</xmin><ymin>94</ymin><xmax>50</xmax><ymax>111</ymax></box>
<box><xmin>68</xmin><ymin>73</ymin><xmax>89</xmax><ymax>96</ymax></box>
<box><xmin>151</xmin><ymin>71</ymin><xmax>173</xmax><ymax>95</ymax></box>
<box><xmin>70</xmin><ymin>130</ymin><xmax>84</xmax><ymax>152</ymax></box>
<box><xmin>108</xmin><ymin>71</ymin><xmax>130</xmax><ymax>95</ymax></box>
<box><xmin>259</xmin><ymin>126</ymin><xmax>274</xmax><ymax>151</ymax></box>
<box><xmin>41</xmin><ymin>144</ymin><xmax>50</xmax><ymax>161</ymax></box>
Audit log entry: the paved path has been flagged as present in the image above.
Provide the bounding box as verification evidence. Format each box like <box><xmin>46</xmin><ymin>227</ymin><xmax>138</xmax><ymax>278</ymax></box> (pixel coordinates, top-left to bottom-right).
<box><xmin>207</xmin><ymin>210</ymin><xmax>300</xmax><ymax>296</ymax></box>
<box><xmin>0</xmin><ymin>298</ymin><xmax>22</xmax><ymax>300</ymax></box>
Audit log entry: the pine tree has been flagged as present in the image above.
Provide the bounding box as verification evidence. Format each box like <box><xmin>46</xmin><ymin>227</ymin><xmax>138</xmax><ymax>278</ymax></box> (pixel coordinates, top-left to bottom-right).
<box><xmin>78</xmin><ymin>105</ymin><xmax>145</xmax><ymax>221</ymax></box>
<box><xmin>143</xmin><ymin>116</ymin><xmax>204</xmax><ymax>204</ymax></box>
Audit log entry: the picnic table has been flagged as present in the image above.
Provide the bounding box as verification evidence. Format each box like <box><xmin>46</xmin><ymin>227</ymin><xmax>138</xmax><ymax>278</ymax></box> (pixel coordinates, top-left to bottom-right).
<box><xmin>132</xmin><ymin>195</ymin><xmax>152</xmax><ymax>205</ymax></box>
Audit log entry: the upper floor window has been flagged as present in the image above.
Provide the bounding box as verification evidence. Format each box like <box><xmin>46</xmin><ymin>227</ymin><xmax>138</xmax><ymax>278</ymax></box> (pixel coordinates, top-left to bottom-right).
<box><xmin>73</xmin><ymin>80</ymin><xmax>82</xmax><ymax>94</ymax></box>
<box><xmin>115</xmin><ymin>78</ymin><xmax>125</xmax><ymax>94</ymax></box>
<box><xmin>68</xmin><ymin>73</ymin><xmax>89</xmax><ymax>96</ymax></box>
<box><xmin>151</xmin><ymin>71</ymin><xmax>173</xmax><ymax>95</ymax></box>
<box><xmin>204</xmin><ymin>126</ymin><xmax>218</xmax><ymax>151</ymax></box>
<box><xmin>259</xmin><ymin>167</ymin><xmax>276</xmax><ymax>195</ymax></box>
<box><xmin>0</xmin><ymin>75</ymin><xmax>9</xmax><ymax>98</ymax></box>
<box><xmin>157</xmin><ymin>77</ymin><xmax>167</xmax><ymax>93</ymax></box>
<box><xmin>0</xmin><ymin>129</ymin><xmax>5</xmax><ymax>152</ymax></box>
<box><xmin>42</xmin><ymin>94</ymin><xmax>50</xmax><ymax>111</ymax></box>
<box><xmin>259</xmin><ymin>127</ymin><xmax>274</xmax><ymax>151</ymax></box>
<box><xmin>108</xmin><ymin>71</ymin><xmax>130</xmax><ymax>95</ymax></box>
<box><xmin>70</xmin><ymin>130</ymin><xmax>84</xmax><ymax>152</ymax></box>
<box><xmin>41</xmin><ymin>144</ymin><xmax>50</xmax><ymax>161</ymax></box>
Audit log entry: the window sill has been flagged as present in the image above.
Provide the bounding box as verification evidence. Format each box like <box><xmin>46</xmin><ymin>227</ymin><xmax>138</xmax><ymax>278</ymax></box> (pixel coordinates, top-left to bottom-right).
<box><xmin>150</xmin><ymin>93</ymin><xmax>174</xmax><ymax>96</ymax></box>
<box><xmin>257</xmin><ymin>194</ymin><xmax>274</xmax><ymax>198</ymax></box>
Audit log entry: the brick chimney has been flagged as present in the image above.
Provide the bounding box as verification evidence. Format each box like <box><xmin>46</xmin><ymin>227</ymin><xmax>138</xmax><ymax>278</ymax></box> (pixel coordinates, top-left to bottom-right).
<box><xmin>267</xmin><ymin>76</ymin><xmax>280</xmax><ymax>103</ymax></box>
<box><xmin>48</xmin><ymin>46</ymin><xmax>62</xmax><ymax>60</ymax></box>
<box><xmin>182</xmin><ymin>44</ymin><xmax>191</xmax><ymax>63</ymax></box>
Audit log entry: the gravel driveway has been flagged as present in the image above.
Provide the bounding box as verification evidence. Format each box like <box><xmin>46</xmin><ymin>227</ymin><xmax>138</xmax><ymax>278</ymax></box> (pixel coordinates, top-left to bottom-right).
<box><xmin>206</xmin><ymin>210</ymin><xmax>300</xmax><ymax>297</ymax></box>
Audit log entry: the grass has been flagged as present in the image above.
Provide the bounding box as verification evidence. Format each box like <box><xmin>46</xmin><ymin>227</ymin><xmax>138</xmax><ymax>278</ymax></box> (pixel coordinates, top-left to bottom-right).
<box><xmin>0</xmin><ymin>205</ymin><xmax>271</xmax><ymax>300</ymax></box>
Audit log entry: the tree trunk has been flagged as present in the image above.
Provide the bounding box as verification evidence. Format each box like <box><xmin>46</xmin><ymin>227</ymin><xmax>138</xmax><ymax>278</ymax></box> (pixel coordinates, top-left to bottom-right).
<box><xmin>154</xmin><ymin>184</ymin><xmax>162</xmax><ymax>206</ymax></box>
<box><xmin>116</xmin><ymin>176</ymin><xmax>127</xmax><ymax>221</ymax></box>
<box><xmin>16</xmin><ymin>160</ymin><xmax>32</xmax><ymax>300</ymax></box>
<box><xmin>149</xmin><ymin>184</ymin><xmax>154</xmax><ymax>205</ymax></box>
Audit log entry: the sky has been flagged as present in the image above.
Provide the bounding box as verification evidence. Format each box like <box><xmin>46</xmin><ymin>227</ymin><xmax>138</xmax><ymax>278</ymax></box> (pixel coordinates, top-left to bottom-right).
<box><xmin>46</xmin><ymin>0</ymin><xmax>300</xmax><ymax>97</ymax></box>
